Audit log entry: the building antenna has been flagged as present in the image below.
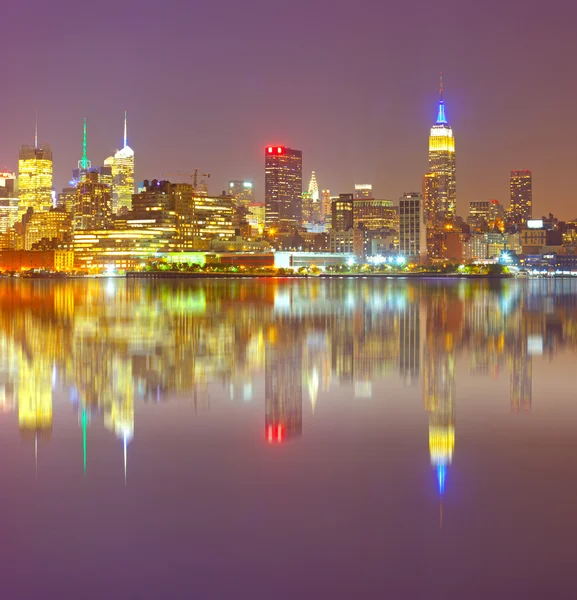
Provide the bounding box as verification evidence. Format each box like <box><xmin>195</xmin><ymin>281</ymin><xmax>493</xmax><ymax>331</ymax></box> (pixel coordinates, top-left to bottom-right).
<box><xmin>123</xmin><ymin>111</ymin><xmax>127</xmax><ymax>148</ymax></box>
<box><xmin>79</xmin><ymin>117</ymin><xmax>90</xmax><ymax>170</ymax></box>
<box><xmin>440</xmin><ymin>72</ymin><xmax>444</xmax><ymax>100</ymax></box>
<box><xmin>35</xmin><ymin>108</ymin><xmax>38</xmax><ymax>150</ymax></box>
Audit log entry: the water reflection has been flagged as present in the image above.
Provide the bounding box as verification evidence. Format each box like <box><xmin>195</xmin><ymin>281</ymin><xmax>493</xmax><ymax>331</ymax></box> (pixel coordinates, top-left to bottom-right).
<box><xmin>2</xmin><ymin>278</ymin><xmax>577</xmax><ymax>492</ymax></box>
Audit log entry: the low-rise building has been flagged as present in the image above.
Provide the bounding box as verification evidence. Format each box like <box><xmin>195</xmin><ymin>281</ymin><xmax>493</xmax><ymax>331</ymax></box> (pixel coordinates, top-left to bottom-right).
<box><xmin>464</xmin><ymin>232</ymin><xmax>522</xmax><ymax>261</ymax></box>
<box><xmin>0</xmin><ymin>249</ymin><xmax>74</xmax><ymax>272</ymax></box>
<box><xmin>329</xmin><ymin>228</ymin><xmax>364</xmax><ymax>260</ymax></box>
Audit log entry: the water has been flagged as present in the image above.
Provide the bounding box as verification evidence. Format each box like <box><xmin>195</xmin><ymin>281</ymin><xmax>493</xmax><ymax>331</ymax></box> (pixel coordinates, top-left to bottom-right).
<box><xmin>1</xmin><ymin>277</ymin><xmax>576</xmax><ymax>599</ymax></box>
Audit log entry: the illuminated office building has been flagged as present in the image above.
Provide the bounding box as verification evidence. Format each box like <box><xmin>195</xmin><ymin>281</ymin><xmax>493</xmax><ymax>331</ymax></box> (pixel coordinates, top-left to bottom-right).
<box><xmin>425</xmin><ymin>76</ymin><xmax>456</xmax><ymax>223</ymax></box>
<box><xmin>468</xmin><ymin>200</ymin><xmax>505</xmax><ymax>230</ymax></box>
<box><xmin>18</xmin><ymin>134</ymin><xmax>53</xmax><ymax>215</ymax></box>
<box><xmin>228</xmin><ymin>180</ymin><xmax>254</xmax><ymax>207</ymax></box>
<box><xmin>509</xmin><ymin>170</ymin><xmax>532</xmax><ymax>225</ymax></box>
<box><xmin>321</xmin><ymin>189</ymin><xmax>331</xmax><ymax>225</ymax></box>
<box><xmin>247</xmin><ymin>203</ymin><xmax>265</xmax><ymax>234</ymax></box>
<box><xmin>97</xmin><ymin>165</ymin><xmax>113</xmax><ymax>188</ymax></box>
<box><xmin>194</xmin><ymin>193</ymin><xmax>235</xmax><ymax>240</ymax></box>
<box><xmin>0</xmin><ymin>172</ymin><xmax>18</xmax><ymax>233</ymax></box>
<box><xmin>399</xmin><ymin>192</ymin><xmax>427</xmax><ymax>262</ymax></box>
<box><xmin>173</xmin><ymin>183</ymin><xmax>197</xmax><ymax>248</ymax></box>
<box><xmin>74</xmin><ymin>172</ymin><xmax>112</xmax><ymax>230</ymax></box>
<box><xmin>301</xmin><ymin>191</ymin><xmax>314</xmax><ymax>225</ymax></box>
<box><xmin>23</xmin><ymin>209</ymin><xmax>73</xmax><ymax>250</ymax></box>
<box><xmin>422</xmin><ymin>172</ymin><xmax>439</xmax><ymax>225</ymax></box>
<box><xmin>0</xmin><ymin>172</ymin><xmax>16</xmax><ymax>199</ymax></box>
<box><xmin>353</xmin><ymin>198</ymin><xmax>394</xmax><ymax>230</ymax></box>
<box><xmin>331</xmin><ymin>194</ymin><xmax>354</xmax><ymax>231</ymax></box>
<box><xmin>104</xmin><ymin>112</ymin><xmax>134</xmax><ymax>213</ymax></box>
<box><xmin>123</xmin><ymin>180</ymin><xmax>233</xmax><ymax>249</ymax></box>
<box><xmin>354</xmin><ymin>184</ymin><xmax>372</xmax><ymax>199</ymax></box>
<box><xmin>73</xmin><ymin>227</ymin><xmax>175</xmax><ymax>271</ymax></box>
<box><xmin>57</xmin><ymin>187</ymin><xmax>77</xmax><ymax>213</ymax></box>
<box><xmin>264</xmin><ymin>145</ymin><xmax>302</xmax><ymax>228</ymax></box>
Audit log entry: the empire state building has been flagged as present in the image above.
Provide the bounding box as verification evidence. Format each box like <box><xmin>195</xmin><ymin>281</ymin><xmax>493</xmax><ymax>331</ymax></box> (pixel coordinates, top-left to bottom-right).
<box><xmin>424</xmin><ymin>76</ymin><xmax>456</xmax><ymax>224</ymax></box>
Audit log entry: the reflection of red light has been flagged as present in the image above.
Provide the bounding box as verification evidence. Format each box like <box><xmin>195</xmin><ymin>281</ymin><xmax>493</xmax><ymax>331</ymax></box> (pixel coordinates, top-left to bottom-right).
<box><xmin>267</xmin><ymin>425</ymin><xmax>273</xmax><ymax>443</ymax></box>
<box><xmin>277</xmin><ymin>424</ymin><xmax>283</xmax><ymax>442</ymax></box>
<box><xmin>267</xmin><ymin>146</ymin><xmax>273</xmax><ymax>153</ymax></box>
<box><xmin>277</xmin><ymin>147</ymin><xmax>282</xmax><ymax>154</ymax></box>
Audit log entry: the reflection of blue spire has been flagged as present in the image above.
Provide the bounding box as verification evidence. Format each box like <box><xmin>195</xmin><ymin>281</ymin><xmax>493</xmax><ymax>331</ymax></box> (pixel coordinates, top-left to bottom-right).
<box><xmin>436</xmin><ymin>73</ymin><xmax>448</xmax><ymax>125</ymax></box>
<box><xmin>437</xmin><ymin>464</ymin><xmax>447</xmax><ymax>495</ymax></box>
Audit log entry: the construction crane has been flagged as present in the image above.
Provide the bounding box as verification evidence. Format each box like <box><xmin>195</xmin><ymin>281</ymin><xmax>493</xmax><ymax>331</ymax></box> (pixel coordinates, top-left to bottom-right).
<box><xmin>162</xmin><ymin>169</ymin><xmax>211</xmax><ymax>192</ymax></box>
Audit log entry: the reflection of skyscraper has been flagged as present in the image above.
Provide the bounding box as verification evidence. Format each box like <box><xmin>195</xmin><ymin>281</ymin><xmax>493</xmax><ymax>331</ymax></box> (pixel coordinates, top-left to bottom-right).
<box><xmin>510</xmin><ymin>312</ymin><xmax>532</xmax><ymax>413</ymax></box>
<box><xmin>265</xmin><ymin>325</ymin><xmax>303</xmax><ymax>442</ymax></box>
<box><xmin>17</xmin><ymin>349</ymin><xmax>53</xmax><ymax>437</ymax></box>
<box><xmin>399</xmin><ymin>292</ymin><xmax>421</xmax><ymax>383</ymax></box>
<box><xmin>423</xmin><ymin>292</ymin><xmax>458</xmax><ymax>504</ymax></box>
<box><xmin>104</xmin><ymin>358</ymin><xmax>134</xmax><ymax>481</ymax></box>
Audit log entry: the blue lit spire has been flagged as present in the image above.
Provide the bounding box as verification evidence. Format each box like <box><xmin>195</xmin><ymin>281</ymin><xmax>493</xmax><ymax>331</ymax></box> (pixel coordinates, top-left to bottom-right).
<box><xmin>437</xmin><ymin>464</ymin><xmax>447</xmax><ymax>495</ymax></box>
<box><xmin>436</xmin><ymin>72</ymin><xmax>448</xmax><ymax>125</ymax></box>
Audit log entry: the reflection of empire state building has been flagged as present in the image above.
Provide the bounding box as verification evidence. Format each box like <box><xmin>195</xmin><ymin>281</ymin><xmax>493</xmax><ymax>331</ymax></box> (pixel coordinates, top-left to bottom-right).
<box><xmin>265</xmin><ymin>325</ymin><xmax>303</xmax><ymax>443</ymax></box>
<box><xmin>423</xmin><ymin>296</ymin><xmax>458</xmax><ymax>499</ymax></box>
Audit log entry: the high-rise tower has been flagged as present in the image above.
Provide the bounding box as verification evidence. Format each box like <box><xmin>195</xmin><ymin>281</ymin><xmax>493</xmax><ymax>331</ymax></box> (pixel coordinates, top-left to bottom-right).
<box><xmin>264</xmin><ymin>145</ymin><xmax>302</xmax><ymax>229</ymax></box>
<box><xmin>104</xmin><ymin>112</ymin><xmax>135</xmax><ymax>213</ymax></box>
<box><xmin>509</xmin><ymin>170</ymin><xmax>532</xmax><ymax>225</ymax></box>
<box><xmin>425</xmin><ymin>75</ymin><xmax>456</xmax><ymax>223</ymax></box>
<box><xmin>308</xmin><ymin>171</ymin><xmax>319</xmax><ymax>202</ymax></box>
<box><xmin>71</xmin><ymin>117</ymin><xmax>92</xmax><ymax>185</ymax></box>
<box><xmin>18</xmin><ymin>118</ymin><xmax>53</xmax><ymax>215</ymax></box>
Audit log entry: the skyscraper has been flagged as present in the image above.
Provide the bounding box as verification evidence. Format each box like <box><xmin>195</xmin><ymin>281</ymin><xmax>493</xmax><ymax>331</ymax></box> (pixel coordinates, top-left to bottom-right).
<box><xmin>425</xmin><ymin>75</ymin><xmax>456</xmax><ymax>223</ymax></box>
<box><xmin>264</xmin><ymin>145</ymin><xmax>302</xmax><ymax>229</ymax></box>
<box><xmin>308</xmin><ymin>171</ymin><xmax>319</xmax><ymax>201</ymax></box>
<box><xmin>302</xmin><ymin>171</ymin><xmax>321</xmax><ymax>224</ymax></box>
<box><xmin>74</xmin><ymin>172</ymin><xmax>112</xmax><ymax>230</ymax></box>
<box><xmin>71</xmin><ymin>117</ymin><xmax>92</xmax><ymax>185</ymax></box>
<box><xmin>321</xmin><ymin>189</ymin><xmax>331</xmax><ymax>225</ymax></box>
<box><xmin>399</xmin><ymin>192</ymin><xmax>427</xmax><ymax>262</ymax></box>
<box><xmin>0</xmin><ymin>172</ymin><xmax>18</xmax><ymax>234</ymax></box>
<box><xmin>331</xmin><ymin>194</ymin><xmax>354</xmax><ymax>231</ymax></box>
<box><xmin>18</xmin><ymin>122</ymin><xmax>53</xmax><ymax>215</ymax></box>
<box><xmin>104</xmin><ymin>112</ymin><xmax>135</xmax><ymax>213</ymax></box>
<box><xmin>354</xmin><ymin>184</ymin><xmax>372</xmax><ymax>199</ymax></box>
<box><xmin>228</xmin><ymin>180</ymin><xmax>254</xmax><ymax>207</ymax></box>
<box><xmin>509</xmin><ymin>170</ymin><xmax>532</xmax><ymax>225</ymax></box>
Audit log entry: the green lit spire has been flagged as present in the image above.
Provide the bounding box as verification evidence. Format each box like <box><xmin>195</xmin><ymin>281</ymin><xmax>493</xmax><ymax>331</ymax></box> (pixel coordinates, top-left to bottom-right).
<box><xmin>78</xmin><ymin>117</ymin><xmax>91</xmax><ymax>170</ymax></box>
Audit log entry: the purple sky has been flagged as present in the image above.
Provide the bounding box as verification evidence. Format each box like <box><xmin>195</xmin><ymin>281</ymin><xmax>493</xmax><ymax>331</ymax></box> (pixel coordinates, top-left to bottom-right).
<box><xmin>2</xmin><ymin>0</ymin><xmax>577</xmax><ymax>218</ymax></box>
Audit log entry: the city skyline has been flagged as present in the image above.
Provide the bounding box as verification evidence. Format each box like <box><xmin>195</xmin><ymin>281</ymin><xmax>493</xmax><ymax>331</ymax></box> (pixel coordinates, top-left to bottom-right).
<box><xmin>3</xmin><ymin>86</ymin><xmax>571</xmax><ymax>222</ymax></box>
<box><xmin>2</xmin><ymin>0</ymin><xmax>577</xmax><ymax>219</ymax></box>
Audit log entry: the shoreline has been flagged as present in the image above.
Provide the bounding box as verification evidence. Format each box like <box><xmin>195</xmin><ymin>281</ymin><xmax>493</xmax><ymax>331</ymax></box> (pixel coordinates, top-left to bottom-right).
<box><xmin>124</xmin><ymin>271</ymin><xmax>514</xmax><ymax>279</ymax></box>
